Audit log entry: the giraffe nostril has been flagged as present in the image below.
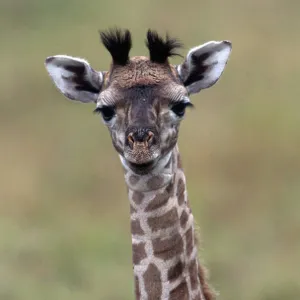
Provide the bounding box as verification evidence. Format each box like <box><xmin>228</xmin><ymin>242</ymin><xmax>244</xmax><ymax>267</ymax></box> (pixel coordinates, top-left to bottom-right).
<box><xmin>147</xmin><ymin>131</ymin><xmax>154</xmax><ymax>142</ymax></box>
<box><xmin>146</xmin><ymin>131</ymin><xmax>154</xmax><ymax>146</ymax></box>
<box><xmin>128</xmin><ymin>133</ymin><xmax>135</xmax><ymax>148</ymax></box>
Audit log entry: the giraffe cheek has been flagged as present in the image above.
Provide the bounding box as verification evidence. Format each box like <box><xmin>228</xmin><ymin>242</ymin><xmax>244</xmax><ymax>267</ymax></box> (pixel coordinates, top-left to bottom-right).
<box><xmin>161</xmin><ymin>130</ymin><xmax>178</xmax><ymax>155</ymax></box>
<box><xmin>112</xmin><ymin>139</ymin><xmax>124</xmax><ymax>155</ymax></box>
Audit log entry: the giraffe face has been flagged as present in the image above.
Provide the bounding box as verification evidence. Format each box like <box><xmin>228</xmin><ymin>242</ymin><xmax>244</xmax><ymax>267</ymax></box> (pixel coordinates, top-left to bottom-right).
<box><xmin>45</xmin><ymin>29</ymin><xmax>232</xmax><ymax>174</ymax></box>
<box><xmin>94</xmin><ymin>58</ymin><xmax>192</xmax><ymax>173</ymax></box>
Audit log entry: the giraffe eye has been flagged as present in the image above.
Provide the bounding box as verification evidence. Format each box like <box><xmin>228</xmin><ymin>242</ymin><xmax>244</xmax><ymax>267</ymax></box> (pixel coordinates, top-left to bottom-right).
<box><xmin>94</xmin><ymin>106</ymin><xmax>115</xmax><ymax>122</ymax></box>
<box><xmin>171</xmin><ymin>102</ymin><xmax>193</xmax><ymax>117</ymax></box>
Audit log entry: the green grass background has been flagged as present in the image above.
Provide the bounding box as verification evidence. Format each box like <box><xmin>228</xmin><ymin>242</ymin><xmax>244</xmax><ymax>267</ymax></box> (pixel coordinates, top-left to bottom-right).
<box><xmin>1</xmin><ymin>1</ymin><xmax>300</xmax><ymax>299</ymax></box>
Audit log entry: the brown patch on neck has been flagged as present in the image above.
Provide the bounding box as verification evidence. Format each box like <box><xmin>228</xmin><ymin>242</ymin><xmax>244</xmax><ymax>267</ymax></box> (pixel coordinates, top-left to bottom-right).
<box><xmin>169</xmin><ymin>280</ymin><xmax>189</xmax><ymax>300</ymax></box>
<box><xmin>129</xmin><ymin>174</ymin><xmax>140</xmax><ymax>186</ymax></box>
<box><xmin>147</xmin><ymin>175</ymin><xmax>165</xmax><ymax>190</ymax></box>
<box><xmin>177</xmin><ymin>178</ymin><xmax>185</xmax><ymax>205</ymax></box>
<box><xmin>135</xmin><ymin>276</ymin><xmax>141</xmax><ymax>300</ymax></box>
<box><xmin>185</xmin><ymin>227</ymin><xmax>194</xmax><ymax>257</ymax></box>
<box><xmin>168</xmin><ymin>260</ymin><xmax>184</xmax><ymax>282</ymax></box>
<box><xmin>131</xmin><ymin>219</ymin><xmax>144</xmax><ymax>235</ymax></box>
<box><xmin>147</xmin><ymin>207</ymin><xmax>178</xmax><ymax>232</ymax></box>
<box><xmin>152</xmin><ymin>233</ymin><xmax>184</xmax><ymax>260</ymax></box>
<box><xmin>130</xmin><ymin>204</ymin><xmax>137</xmax><ymax>214</ymax></box>
<box><xmin>180</xmin><ymin>210</ymin><xmax>189</xmax><ymax>228</ymax></box>
<box><xmin>143</xmin><ymin>263</ymin><xmax>162</xmax><ymax>300</ymax></box>
<box><xmin>132</xmin><ymin>191</ymin><xmax>144</xmax><ymax>205</ymax></box>
<box><xmin>145</xmin><ymin>186</ymin><xmax>171</xmax><ymax>212</ymax></box>
<box><xmin>132</xmin><ymin>242</ymin><xmax>147</xmax><ymax>265</ymax></box>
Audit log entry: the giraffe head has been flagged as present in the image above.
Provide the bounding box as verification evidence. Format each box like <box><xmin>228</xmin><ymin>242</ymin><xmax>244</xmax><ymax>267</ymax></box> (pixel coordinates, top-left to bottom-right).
<box><xmin>45</xmin><ymin>29</ymin><xmax>231</xmax><ymax>174</ymax></box>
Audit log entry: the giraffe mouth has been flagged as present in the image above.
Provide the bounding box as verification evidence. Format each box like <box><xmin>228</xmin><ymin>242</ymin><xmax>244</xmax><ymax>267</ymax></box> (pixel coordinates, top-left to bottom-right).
<box><xmin>127</xmin><ymin>159</ymin><xmax>158</xmax><ymax>174</ymax></box>
<box><xmin>124</xmin><ymin>145</ymin><xmax>160</xmax><ymax>173</ymax></box>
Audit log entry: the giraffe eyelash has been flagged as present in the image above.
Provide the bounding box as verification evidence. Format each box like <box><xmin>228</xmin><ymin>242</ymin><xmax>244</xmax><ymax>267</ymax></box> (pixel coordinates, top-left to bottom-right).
<box><xmin>93</xmin><ymin>107</ymin><xmax>102</xmax><ymax>114</ymax></box>
<box><xmin>93</xmin><ymin>106</ymin><xmax>116</xmax><ymax>122</ymax></box>
<box><xmin>169</xmin><ymin>101</ymin><xmax>194</xmax><ymax>109</ymax></box>
<box><xmin>182</xmin><ymin>102</ymin><xmax>194</xmax><ymax>108</ymax></box>
<box><xmin>93</xmin><ymin>107</ymin><xmax>102</xmax><ymax>115</ymax></box>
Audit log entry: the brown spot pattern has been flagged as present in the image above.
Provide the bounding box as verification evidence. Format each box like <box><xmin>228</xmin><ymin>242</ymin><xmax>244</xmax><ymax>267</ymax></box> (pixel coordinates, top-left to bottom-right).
<box><xmin>129</xmin><ymin>175</ymin><xmax>140</xmax><ymax>185</ymax></box>
<box><xmin>165</xmin><ymin>181</ymin><xmax>175</xmax><ymax>196</ymax></box>
<box><xmin>162</xmin><ymin>135</ymin><xmax>178</xmax><ymax>157</ymax></box>
<box><xmin>147</xmin><ymin>175</ymin><xmax>163</xmax><ymax>190</ymax></box>
<box><xmin>148</xmin><ymin>207</ymin><xmax>178</xmax><ymax>232</ymax></box>
<box><xmin>131</xmin><ymin>219</ymin><xmax>144</xmax><ymax>235</ymax></box>
<box><xmin>132</xmin><ymin>191</ymin><xmax>144</xmax><ymax>205</ymax></box>
<box><xmin>168</xmin><ymin>260</ymin><xmax>184</xmax><ymax>282</ymax></box>
<box><xmin>192</xmin><ymin>292</ymin><xmax>202</xmax><ymax>300</ymax></box>
<box><xmin>177</xmin><ymin>178</ymin><xmax>185</xmax><ymax>205</ymax></box>
<box><xmin>185</xmin><ymin>227</ymin><xmax>194</xmax><ymax>257</ymax></box>
<box><xmin>143</xmin><ymin>263</ymin><xmax>162</xmax><ymax>300</ymax></box>
<box><xmin>135</xmin><ymin>276</ymin><xmax>141</xmax><ymax>300</ymax></box>
<box><xmin>152</xmin><ymin>233</ymin><xmax>183</xmax><ymax>260</ymax></box>
<box><xmin>130</xmin><ymin>204</ymin><xmax>137</xmax><ymax>213</ymax></box>
<box><xmin>145</xmin><ymin>190</ymin><xmax>169</xmax><ymax>212</ymax></box>
<box><xmin>180</xmin><ymin>210</ymin><xmax>189</xmax><ymax>228</ymax></box>
<box><xmin>132</xmin><ymin>242</ymin><xmax>147</xmax><ymax>264</ymax></box>
<box><xmin>177</xmin><ymin>153</ymin><xmax>183</xmax><ymax>169</ymax></box>
<box><xmin>169</xmin><ymin>281</ymin><xmax>189</xmax><ymax>300</ymax></box>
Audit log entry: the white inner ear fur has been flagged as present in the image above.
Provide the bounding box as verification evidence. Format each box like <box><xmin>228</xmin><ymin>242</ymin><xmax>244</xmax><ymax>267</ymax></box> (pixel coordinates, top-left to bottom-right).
<box><xmin>179</xmin><ymin>41</ymin><xmax>232</xmax><ymax>94</ymax></box>
<box><xmin>45</xmin><ymin>55</ymin><xmax>102</xmax><ymax>103</ymax></box>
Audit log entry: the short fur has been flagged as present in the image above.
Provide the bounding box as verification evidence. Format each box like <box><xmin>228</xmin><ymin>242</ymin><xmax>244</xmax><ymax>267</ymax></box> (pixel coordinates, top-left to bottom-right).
<box><xmin>146</xmin><ymin>30</ymin><xmax>182</xmax><ymax>63</ymax></box>
<box><xmin>100</xmin><ymin>28</ymin><xmax>132</xmax><ymax>66</ymax></box>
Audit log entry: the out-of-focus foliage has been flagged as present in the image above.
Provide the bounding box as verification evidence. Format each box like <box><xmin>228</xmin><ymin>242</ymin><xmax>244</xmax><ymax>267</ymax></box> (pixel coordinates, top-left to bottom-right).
<box><xmin>0</xmin><ymin>1</ymin><xmax>299</xmax><ymax>299</ymax></box>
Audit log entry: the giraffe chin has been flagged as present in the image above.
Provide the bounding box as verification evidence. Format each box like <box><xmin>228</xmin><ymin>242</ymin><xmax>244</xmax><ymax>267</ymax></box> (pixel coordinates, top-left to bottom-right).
<box><xmin>127</xmin><ymin>158</ymin><xmax>158</xmax><ymax>175</ymax></box>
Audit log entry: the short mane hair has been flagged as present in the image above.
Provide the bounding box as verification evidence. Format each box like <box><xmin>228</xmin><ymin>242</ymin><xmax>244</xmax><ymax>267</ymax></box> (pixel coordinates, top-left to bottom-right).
<box><xmin>145</xmin><ymin>29</ymin><xmax>182</xmax><ymax>63</ymax></box>
<box><xmin>100</xmin><ymin>28</ymin><xmax>132</xmax><ymax>66</ymax></box>
<box><xmin>99</xmin><ymin>28</ymin><xmax>182</xmax><ymax>65</ymax></box>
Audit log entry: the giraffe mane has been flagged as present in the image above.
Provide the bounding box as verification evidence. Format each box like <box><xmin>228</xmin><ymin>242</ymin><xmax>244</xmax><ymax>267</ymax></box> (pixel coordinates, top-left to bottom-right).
<box><xmin>100</xmin><ymin>28</ymin><xmax>132</xmax><ymax>66</ymax></box>
<box><xmin>145</xmin><ymin>29</ymin><xmax>183</xmax><ymax>64</ymax></box>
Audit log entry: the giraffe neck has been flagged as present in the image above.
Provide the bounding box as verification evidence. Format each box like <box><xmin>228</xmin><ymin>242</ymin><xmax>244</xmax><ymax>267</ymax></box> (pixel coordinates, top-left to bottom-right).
<box><xmin>122</xmin><ymin>146</ymin><xmax>205</xmax><ymax>300</ymax></box>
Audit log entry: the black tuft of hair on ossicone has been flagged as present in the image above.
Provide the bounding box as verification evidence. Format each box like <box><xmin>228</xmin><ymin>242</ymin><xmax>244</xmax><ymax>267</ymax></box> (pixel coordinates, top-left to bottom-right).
<box><xmin>100</xmin><ymin>28</ymin><xmax>132</xmax><ymax>66</ymax></box>
<box><xmin>145</xmin><ymin>29</ymin><xmax>183</xmax><ymax>64</ymax></box>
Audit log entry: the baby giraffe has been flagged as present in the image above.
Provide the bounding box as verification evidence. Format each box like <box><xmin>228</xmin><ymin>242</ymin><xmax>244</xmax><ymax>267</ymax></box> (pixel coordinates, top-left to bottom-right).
<box><xmin>45</xmin><ymin>29</ymin><xmax>231</xmax><ymax>300</ymax></box>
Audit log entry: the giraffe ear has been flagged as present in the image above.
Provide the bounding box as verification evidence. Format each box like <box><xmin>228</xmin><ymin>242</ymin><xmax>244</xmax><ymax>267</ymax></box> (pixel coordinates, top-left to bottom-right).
<box><xmin>177</xmin><ymin>41</ymin><xmax>232</xmax><ymax>94</ymax></box>
<box><xmin>45</xmin><ymin>55</ymin><xmax>104</xmax><ymax>103</ymax></box>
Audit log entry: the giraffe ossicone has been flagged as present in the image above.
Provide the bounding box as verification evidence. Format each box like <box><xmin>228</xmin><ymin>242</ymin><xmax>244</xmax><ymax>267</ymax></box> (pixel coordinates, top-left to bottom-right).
<box><xmin>45</xmin><ymin>28</ymin><xmax>232</xmax><ymax>300</ymax></box>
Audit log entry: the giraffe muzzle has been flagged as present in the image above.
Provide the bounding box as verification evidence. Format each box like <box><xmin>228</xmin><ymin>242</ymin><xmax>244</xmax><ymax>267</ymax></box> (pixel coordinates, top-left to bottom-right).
<box><xmin>124</xmin><ymin>127</ymin><xmax>160</xmax><ymax>169</ymax></box>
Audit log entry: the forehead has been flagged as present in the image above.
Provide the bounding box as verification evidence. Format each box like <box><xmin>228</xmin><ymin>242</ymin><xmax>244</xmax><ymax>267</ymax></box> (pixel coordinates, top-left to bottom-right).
<box><xmin>106</xmin><ymin>56</ymin><xmax>180</xmax><ymax>88</ymax></box>
<box><xmin>99</xmin><ymin>56</ymin><xmax>187</xmax><ymax>105</ymax></box>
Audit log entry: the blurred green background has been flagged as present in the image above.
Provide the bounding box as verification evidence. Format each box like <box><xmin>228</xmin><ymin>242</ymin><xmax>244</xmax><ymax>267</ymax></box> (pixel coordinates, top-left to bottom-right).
<box><xmin>1</xmin><ymin>1</ymin><xmax>300</xmax><ymax>299</ymax></box>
